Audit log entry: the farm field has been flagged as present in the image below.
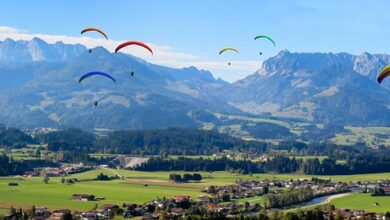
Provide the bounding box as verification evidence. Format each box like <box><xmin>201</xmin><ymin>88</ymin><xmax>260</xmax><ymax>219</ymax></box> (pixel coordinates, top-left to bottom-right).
<box><xmin>1</xmin><ymin>169</ymin><xmax>390</xmax><ymax>212</ymax></box>
<box><xmin>331</xmin><ymin>193</ymin><xmax>390</xmax><ymax>213</ymax></box>
<box><xmin>115</xmin><ymin>169</ymin><xmax>390</xmax><ymax>185</ymax></box>
<box><xmin>332</xmin><ymin>126</ymin><xmax>390</xmax><ymax>147</ymax></box>
<box><xmin>0</xmin><ymin>170</ymin><xmax>200</xmax><ymax>211</ymax></box>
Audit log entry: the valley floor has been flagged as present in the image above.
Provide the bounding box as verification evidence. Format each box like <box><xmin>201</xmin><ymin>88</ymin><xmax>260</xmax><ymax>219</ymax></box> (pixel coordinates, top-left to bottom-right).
<box><xmin>0</xmin><ymin>169</ymin><xmax>389</xmax><ymax>213</ymax></box>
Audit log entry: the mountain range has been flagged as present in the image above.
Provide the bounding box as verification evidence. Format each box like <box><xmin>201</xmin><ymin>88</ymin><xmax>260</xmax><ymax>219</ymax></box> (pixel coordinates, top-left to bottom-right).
<box><xmin>0</xmin><ymin>38</ymin><xmax>390</xmax><ymax>132</ymax></box>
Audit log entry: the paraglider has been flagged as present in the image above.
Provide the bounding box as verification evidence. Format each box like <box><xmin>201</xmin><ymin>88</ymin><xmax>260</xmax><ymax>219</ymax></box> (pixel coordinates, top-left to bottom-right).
<box><xmin>80</xmin><ymin>27</ymin><xmax>109</xmax><ymax>41</ymax></box>
<box><xmin>79</xmin><ymin>71</ymin><xmax>117</xmax><ymax>83</ymax></box>
<box><xmin>377</xmin><ymin>64</ymin><xmax>390</xmax><ymax>83</ymax></box>
<box><xmin>219</xmin><ymin>47</ymin><xmax>239</xmax><ymax>55</ymax></box>
<box><xmin>219</xmin><ymin>48</ymin><xmax>238</xmax><ymax>66</ymax></box>
<box><xmin>78</xmin><ymin>71</ymin><xmax>115</xmax><ymax>107</ymax></box>
<box><xmin>254</xmin><ymin>35</ymin><xmax>276</xmax><ymax>47</ymax></box>
<box><xmin>81</xmin><ymin>27</ymin><xmax>108</xmax><ymax>53</ymax></box>
<box><xmin>115</xmin><ymin>41</ymin><xmax>153</xmax><ymax>55</ymax></box>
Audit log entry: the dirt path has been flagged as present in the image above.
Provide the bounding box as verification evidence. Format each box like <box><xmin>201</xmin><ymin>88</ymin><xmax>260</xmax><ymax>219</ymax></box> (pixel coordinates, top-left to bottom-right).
<box><xmin>103</xmin><ymin>168</ymin><xmax>123</xmax><ymax>178</ymax></box>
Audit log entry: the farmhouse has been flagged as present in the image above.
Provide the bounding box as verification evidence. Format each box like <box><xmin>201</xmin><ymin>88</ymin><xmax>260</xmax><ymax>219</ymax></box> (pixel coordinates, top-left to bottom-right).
<box><xmin>71</xmin><ymin>194</ymin><xmax>95</xmax><ymax>201</ymax></box>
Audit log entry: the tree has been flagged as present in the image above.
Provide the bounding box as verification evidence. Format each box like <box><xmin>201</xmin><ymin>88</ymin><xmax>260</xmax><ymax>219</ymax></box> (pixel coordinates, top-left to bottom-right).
<box><xmin>43</xmin><ymin>175</ymin><xmax>49</xmax><ymax>184</ymax></box>
<box><xmin>60</xmin><ymin>211</ymin><xmax>72</xmax><ymax>220</ymax></box>
<box><xmin>10</xmin><ymin>206</ymin><xmax>16</xmax><ymax>216</ymax></box>
<box><xmin>30</xmin><ymin>206</ymin><xmax>36</xmax><ymax>217</ymax></box>
<box><xmin>193</xmin><ymin>173</ymin><xmax>202</xmax><ymax>181</ymax></box>
<box><xmin>34</xmin><ymin>148</ymin><xmax>41</xmax><ymax>158</ymax></box>
<box><xmin>221</xmin><ymin>193</ymin><xmax>230</xmax><ymax>202</ymax></box>
<box><xmin>96</xmin><ymin>173</ymin><xmax>110</xmax><ymax>181</ymax></box>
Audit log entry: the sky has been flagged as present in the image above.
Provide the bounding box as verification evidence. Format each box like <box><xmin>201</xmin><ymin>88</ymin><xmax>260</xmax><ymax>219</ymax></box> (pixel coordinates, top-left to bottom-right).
<box><xmin>1</xmin><ymin>0</ymin><xmax>390</xmax><ymax>82</ymax></box>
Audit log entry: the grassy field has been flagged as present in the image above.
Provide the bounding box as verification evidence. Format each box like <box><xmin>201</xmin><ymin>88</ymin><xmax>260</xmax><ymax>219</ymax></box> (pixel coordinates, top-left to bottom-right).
<box><xmin>331</xmin><ymin>193</ymin><xmax>390</xmax><ymax>212</ymax></box>
<box><xmin>0</xmin><ymin>144</ymin><xmax>49</xmax><ymax>161</ymax></box>
<box><xmin>332</xmin><ymin>126</ymin><xmax>390</xmax><ymax>147</ymax></box>
<box><xmin>0</xmin><ymin>208</ymin><xmax>7</xmax><ymax>217</ymax></box>
<box><xmin>213</xmin><ymin>113</ymin><xmax>291</xmax><ymax>128</ymax></box>
<box><xmin>1</xmin><ymin>169</ymin><xmax>390</xmax><ymax>212</ymax></box>
<box><xmin>236</xmin><ymin>196</ymin><xmax>267</xmax><ymax>205</ymax></box>
<box><xmin>0</xmin><ymin>170</ymin><xmax>200</xmax><ymax>211</ymax></box>
<box><xmin>114</xmin><ymin>169</ymin><xmax>390</xmax><ymax>185</ymax></box>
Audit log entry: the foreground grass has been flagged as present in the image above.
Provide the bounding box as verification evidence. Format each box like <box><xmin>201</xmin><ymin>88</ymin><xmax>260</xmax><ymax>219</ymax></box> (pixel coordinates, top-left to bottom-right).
<box><xmin>331</xmin><ymin>193</ymin><xmax>390</xmax><ymax>212</ymax></box>
<box><xmin>0</xmin><ymin>208</ymin><xmax>8</xmax><ymax>217</ymax></box>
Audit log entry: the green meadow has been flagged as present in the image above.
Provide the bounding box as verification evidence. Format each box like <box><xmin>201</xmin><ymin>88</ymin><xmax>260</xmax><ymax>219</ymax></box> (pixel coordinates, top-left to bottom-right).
<box><xmin>331</xmin><ymin>193</ymin><xmax>390</xmax><ymax>213</ymax></box>
<box><xmin>1</xmin><ymin>169</ymin><xmax>390</xmax><ymax>212</ymax></box>
<box><xmin>0</xmin><ymin>170</ymin><xmax>200</xmax><ymax>211</ymax></box>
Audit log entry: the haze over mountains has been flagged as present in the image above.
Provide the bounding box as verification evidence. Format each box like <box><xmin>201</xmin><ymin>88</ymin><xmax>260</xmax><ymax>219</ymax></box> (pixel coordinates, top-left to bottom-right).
<box><xmin>0</xmin><ymin>38</ymin><xmax>390</xmax><ymax>131</ymax></box>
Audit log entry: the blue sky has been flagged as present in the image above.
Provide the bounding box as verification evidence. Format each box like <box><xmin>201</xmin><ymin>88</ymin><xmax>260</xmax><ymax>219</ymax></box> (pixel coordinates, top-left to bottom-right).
<box><xmin>1</xmin><ymin>0</ymin><xmax>390</xmax><ymax>82</ymax></box>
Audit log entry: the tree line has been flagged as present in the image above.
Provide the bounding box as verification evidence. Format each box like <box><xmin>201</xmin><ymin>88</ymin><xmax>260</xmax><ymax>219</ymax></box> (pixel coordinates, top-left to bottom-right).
<box><xmin>35</xmin><ymin>127</ymin><xmax>268</xmax><ymax>155</ymax></box>
<box><xmin>0</xmin><ymin>154</ymin><xmax>57</xmax><ymax>176</ymax></box>
<box><xmin>169</xmin><ymin>173</ymin><xmax>202</xmax><ymax>182</ymax></box>
<box><xmin>133</xmin><ymin>154</ymin><xmax>390</xmax><ymax>175</ymax></box>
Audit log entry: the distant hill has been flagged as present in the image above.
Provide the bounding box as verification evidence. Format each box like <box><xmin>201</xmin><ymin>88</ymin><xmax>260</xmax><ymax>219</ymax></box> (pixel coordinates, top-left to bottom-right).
<box><xmin>219</xmin><ymin>50</ymin><xmax>390</xmax><ymax>126</ymax></box>
<box><xmin>0</xmin><ymin>37</ymin><xmax>85</xmax><ymax>65</ymax></box>
<box><xmin>0</xmin><ymin>38</ymin><xmax>234</xmax><ymax>130</ymax></box>
<box><xmin>1</xmin><ymin>38</ymin><xmax>390</xmax><ymax>140</ymax></box>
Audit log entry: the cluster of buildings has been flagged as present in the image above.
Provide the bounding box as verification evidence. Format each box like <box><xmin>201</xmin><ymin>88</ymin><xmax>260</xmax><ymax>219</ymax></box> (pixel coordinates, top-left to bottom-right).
<box><xmin>356</xmin><ymin>179</ymin><xmax>390</xmax><ymax>195</ymax></box>
<box><xmin>8</xmin><ymin>195</ymin><xmax>389</xmax><ymax>220</ymax></box>
<box><xmin>23</xmin><ymin>164</ymin><xmax>91</xmax><ymax>177</ymax></box>
<box><xmin>72</xmin><ymin>195</ymin><xmax>257</xmax><ymax>219</ymax></box>
<box><xmin>331</xmin><ymin>209</ymin><xmax>390</xmax><ymax>220</ymax></box>
<box><xmin>211</xmin><ymin>152</ymin><xmax>269</xmax><ymax>161</ymax></box>
<box><xmin>203</xmin><ymin>178</ymin><xmax>348</xmax><ymax>202</ymax></box>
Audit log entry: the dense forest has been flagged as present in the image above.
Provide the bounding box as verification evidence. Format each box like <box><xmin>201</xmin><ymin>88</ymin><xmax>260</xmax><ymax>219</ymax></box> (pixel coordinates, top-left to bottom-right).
<box><xmin>0</xmin><ymin>154</ymin><xmax>56</xmax><ymax>176</ymax></box>
<box><xmin>35</xmin><ymin>128</ymin><xmax>95</xmax><ymax>152</ymax></box>
<box><xmin>36</xmin><ymin>127</ymin><xmax>267</xmax><ymax>155</ymax></box>
<box><xmin>242</xmin><ymin>122</ymin><xmax>297</xmax><ymax>139</ymax></box>
<box><xmin>134</xmin><ymin>154</ymin><xmax>390</xmax><ymax>175</ymax></box>
<box><xmin>2</xmin><ymin>125</ymin><xmax>390</xmax><ymax>176</ymax></box>
<box><xmin>0</xmin><ymin>125</ymin><xmax>37</xmax><ymax>148</ymax></box>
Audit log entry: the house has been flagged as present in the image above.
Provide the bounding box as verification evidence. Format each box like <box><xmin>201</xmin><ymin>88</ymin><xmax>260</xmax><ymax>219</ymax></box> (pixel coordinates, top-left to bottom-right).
<box><xmin>71</xmin><ymin>194</ymin><xmax>95</xmax><ymax>201</ymax></box>
<box><xmin>207</xmin><ymin>203</ymin><xmax>219</xmax><ymax>212</ymax></box>
<box><xmin>49</xmin><ymin>209</ymin><xmax>70</xmax><ymax>220</ymax></box>
<box><xmin>174</xmin><ymin>195</ymin><xmax>191</xmax><ymax>203</ymax></box>
<box><xmin>34</xmin><ymin>207</ymin><xmax>51</xmax><ymax>219</ymax></box>
<box><xmin>171</xmin><ymin>207</ymin><xmax>184</xmax><ymax>216</ymax></box>
<box><xmin>79</xmin><ymin>212</ymin><xmax>97</xmax><ymax>220</ymax></box>
<box><xmin>211</xmin><ymin>195</ymin><xmax>221</xmax><ymax>203</ymax></box>
<box><xmin>198</xmin><ymin>195</ymin><xmax>209</xmax><ymax>203</ymax></box>
<box><xmin>126</xmin><ymin>203</ymin><xmax>138</xmax><ymax>210</ymax></box>
<box><xmin>384</xmin><ymin>187</ymin><xmax>390</xmax><ymax>195</ymax></box>
<box><xmin>102</xmin><ymin>204</ymin><xmax>119</xmax><ymax>211</ymax></box>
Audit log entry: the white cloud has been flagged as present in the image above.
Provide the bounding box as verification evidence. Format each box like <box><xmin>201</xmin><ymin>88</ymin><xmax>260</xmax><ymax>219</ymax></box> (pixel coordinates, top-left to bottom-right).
<box><xmin>0</xmin><ymin>26</ymin><xmax>260</xmax><ymax>82</ymax></box>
